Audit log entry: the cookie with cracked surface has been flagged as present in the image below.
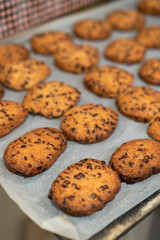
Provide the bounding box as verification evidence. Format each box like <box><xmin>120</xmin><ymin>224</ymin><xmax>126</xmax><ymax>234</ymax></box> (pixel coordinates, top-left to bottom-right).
<box><xmin>110</xmin><ymin>139</ymin><xmax>160</xmax><ymax>183</ymax></box>
<box><xmin>31</xmin><ymin>31</ymin><xmax>73</xmax><ymax>55</ymax></box>
<box><xmin>0</xmin><ymin>44</ymin><xmax>29</xmax><ymax>68</ymax></box>
<box><xmin>23</xmin><ymin>81</ymin><xmax>81</xmax><ymax>119</ymax></box>
<box><xmin>105</xmin><ymin>39</ymin><xmax>146</xmax><ymax>64</ymax></box>
<box><xmin>116</xmin><ymin>86</ymin><xmax>160</xmax><ymax>122</ymax></box>
<box><xmin>4</xmin><ymin>128</ymin><xmax>67</xmax><ymax>177</ymax></box>
<box><xmin>84</xmin><ymin>65</ymin><xmax>134</xmax><ymax>98</ymax></box>
<box><xmin>73</xmin><ymin>19</ymin><xmax>112</xmax><ymax>40</ymax></box>
<box><xmin>0</xmin><ymin>84</ymin><xmax>4</xmax><ymax>99</ymax></box>
<box><xmin>49</xmin><ymin>158</ymin><xmax>121</xmax><ymax>216</ymax></box>
<box><xmin>138</xmin><ymin>0</ymin><xmax>160</xmax><ymax>16</ymax></box>
<box><xmin>148</xmin><ymin>113</ymin><xmax>160</xmax><ymax>141</ymax></box>
<box><xmin>0</xmin><ymin>59</ymin><xmax>51</xmax><ymax>91</ymax></box>
<box><xmin>0</xmin><ymin>100</ymin><xmax>28</xmax><ymax>138</ymax></box>
<box><xmin>107</xmin><ymin>9</ymin><xmax>145</xmax><ymax>31</ymax></box>
<box><xmin>139</xmin><ymin>58</ymin><xmax>160</xmax><ymax>84</ymax></box>
<box><xmin>135</xmin><ymin>26</ymin><xmax>160</xmax><ymax>48</ymax></box>
<box><xmin>55</xmin><ymin>45</ymin><xmax>99</xmax><ymax>73</ymax></box>
<box><xmin>61</xmin><ymin>104</ymin><xmax>119</xmax><ymax>144</ymax></box>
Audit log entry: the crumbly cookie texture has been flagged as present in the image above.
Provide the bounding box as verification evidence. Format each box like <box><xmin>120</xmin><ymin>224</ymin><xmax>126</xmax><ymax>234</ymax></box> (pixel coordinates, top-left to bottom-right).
<box><xmin>105</xmin><ymin>39</ymin><xmax>146</xmax><ymax>64</ymax></box>
<box><xmin>55</xmin><ymin>44</ymin><xmax>99</xmax><ymax>73</ymax></box>
<box><xmin>0</xmin><ymin>44</ymin><xmax>29</xmax><ymax>68</ymax></box>
<box><xmin>49</xmin><ymin>158</ymin><xmax>121</xmax><ymax>216</ymax></box>
<box><xmin>73</xmin><ymin>19</ymin><xmax>112</xmax><ymax>40</ymax></box>
<box><xmin>107</xmin><ymin>9</ymin><xmax>145</xmax><ymax>30</ymax></box>
<box><xmin>148</xmin><ymin>113</ymin><xmax>160</xmax><ymax>141</ymax></box>
<box><xmin>139</xmin><ymin>58</ymin><xmax>160</xmax><ymax>84</ymax></box>
<box><xmin>84</xmin><ymin>65</ymin><xmax>134</xmax><ymax>98</ymax></box>
<box><xmin>23</xmin><ymin>81</ymin><xmax>81</xmax><ymax>118</ymax></box>
<box><xmin>4</xmin><ymin>128</ymin><xmax>67</xmax><ymax>177</ymax></box>
<box><xmin>0</xmin><ymin>100</ymin><xmax>28</xmax><ymax>138</ymax></box>
<box><xmin>110</xmin><ymin>139</ymin><xmax>160</xmax><ymax>183</ymax></box>
<box><xmin>0</xmin><ymin>59</ymin><xmax>51</xmax><ymax>91</ymax></box>
<box><xmin>138</xmin><ymin>0</ymin><xmax>160</xmax><ymax>16</ymax></box>
<box><xmin>61</xmin><ymin>103</ymin><xmax>119</xmax><ymax>144</ymax></box>
<box><xmin>116</xmin><ymin>86</ymin><xmax>160</xmax><ymax>122</ymax></box>
<box><xmin>135</xmin><ymin>26</ymin><xmax>160</xmax><ymax>48</ymax></box>
<box><xmin>30</xmin><ymin>31</ymin><xmax>73</xmax><ymax>55</ymax></box>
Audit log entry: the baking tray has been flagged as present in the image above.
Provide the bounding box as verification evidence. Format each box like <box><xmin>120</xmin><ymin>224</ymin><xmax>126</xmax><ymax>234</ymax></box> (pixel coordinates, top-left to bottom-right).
<box><xmin>0</xmin><ymin>0</ymin><xmax>160</xmax><ymax>239</ymax></box>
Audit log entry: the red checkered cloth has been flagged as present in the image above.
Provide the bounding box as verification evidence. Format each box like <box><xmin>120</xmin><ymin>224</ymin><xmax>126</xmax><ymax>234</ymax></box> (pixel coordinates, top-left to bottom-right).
<box><xmin>0</xmin><ymin>0</ymin><xmax>99</xmax><ymax>39</ymax></box>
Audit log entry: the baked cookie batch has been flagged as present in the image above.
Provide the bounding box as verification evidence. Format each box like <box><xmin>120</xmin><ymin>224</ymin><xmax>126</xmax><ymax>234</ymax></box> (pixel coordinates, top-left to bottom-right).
<box><xmin>1</xmin><ymin>0</ymin><xmax>160</xmax><ymax>217</ymax></box>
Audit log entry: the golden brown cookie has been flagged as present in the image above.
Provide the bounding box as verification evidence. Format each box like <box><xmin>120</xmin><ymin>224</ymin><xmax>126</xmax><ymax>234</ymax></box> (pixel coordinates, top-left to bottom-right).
<box><xmin>55</xmin><ymin>45</ymin><xmax>99</xmax><ymax>73</ymax></box>
<box><xmin>110</xmin><ymin>139</ymin><xmax>160</xmax><ymax>183</ymax></box>
<box><xmin>31</xmin><ymin>31</ymin><xmax>73</xmax><ymax>55</ymax></box>
<box><xmin>61</xmin><ymin>104</ymin><xmax>119</xmax><ymax>144</ymax></box>
<box><xmin>135</xmin><ymin>26</ymin><xmax>160</xmax><ymax>48</ymax></box>
<box><xmin>105</xmin><ymin>39</ymin><xmax>146</xmax><ymax>64</ymax></box>
<box><xmin>0</xmin><ymin>84</ymin><xmax>4</xmax><ymax>99</ymax></box>
<box><xmin>4</xmin><ymin>128</ymin><xmax>67</xmax><ymax>177</ymax></box>
<box><xmin>148</xmin><ymin>113</ymin><xmax>160</xmax><ymax>141</ymax></box>
<box><xmin>107</xmin><ymin>9</ymin><xmax>145</xmax><ymax>31</ymax></box>
<box><xmin>73</xmin><ymin>19</ymin><xmax>112</xmax><ymax>40</ymax></box>
<box><xmin>116</xmin><ymin>86</ymin><xmax>160</xmax><ymax>122</ymax></box>
<box><xmin>139</xmin><ymin>58</ymin><xmax>160</xmax><ymax>84</ymax></box>
<box><xmin>84</xmin><ymin>65</ymin><xmax>134</xmax><ymax>98</ymax></box>
<box><xmin>49</xmin><ymin>158</ymin><xmax>121</xmax><ymax>216</ymax></box>
<box><xmin>0</xmin><ymin>44</ymin><xmax>29</xmax><ymax>68</ymax></box>
<box><xmin>138</xmin><ymin>0</ymin><xmax>160</xmax><ymax>16</ymax></box>
<box><xmin>23</xmin><ymin>81</ymin><xmax>81</xmax><ymax>119</ymax></box>
<box><xmin>0</xmin><ymin>100</ymin><xmax>28</xmax><ymax>138</ymax></box>
<box><xmin>0</xmin><ymin>59</ymin><xmax>51</xmax><ymax>91</ymax></box>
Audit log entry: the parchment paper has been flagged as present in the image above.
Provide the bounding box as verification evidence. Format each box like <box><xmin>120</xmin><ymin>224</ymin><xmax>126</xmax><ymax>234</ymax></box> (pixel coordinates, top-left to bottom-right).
<box><xmin>0</xmin><ymin>0</ymin><xmax>160</xmax><ymax>239</ymax></box>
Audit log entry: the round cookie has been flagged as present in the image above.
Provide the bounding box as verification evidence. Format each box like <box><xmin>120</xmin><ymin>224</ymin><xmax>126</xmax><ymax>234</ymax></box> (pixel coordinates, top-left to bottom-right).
<box><xmin>116</xmin><ymin>86</ymin><xmax>160</xmax><ymax>122</ymax></box>
<box><xmin>4</xmin><ymin>128</ymin><xmax>67</xmax><ymax>177</ymax></box>
<box><xmin>0</xmin><ymin>84</ymin><xmax>4</xmax><ymax>99</ymax></box>
<box><xmin>148</xmin><ymin>113</ymin><xmax>160</xmax><ymax>141</ymax></box>
<box><xmin>110</xmin><ymin>139</ymin><xmax>160</xmax><ymax>183</ymax></box>
<box><xmin>49</xmin><ymin>158</ymin><xmax>121</xmax><ymax>216</ymax></box>
<box><xmin>107</xmin><ymin>9</ymin><xmax>145</xmax><ymax>31</ymax></box>
<box><xmin>54</xmin><ymin>45</ymin><xmax>99</xmax><ymax>73</ymax></box>
<box><xmin>23</xmin><ymin>81</ymin><xmax>81</xmax><ymax>119</ymax></box>
<box><xmin>139</xmin><ymin>58</ymin><xmax>160</xmax><ymax>84</ymax></box>
<box><xmin>61</xmin><ymin>104</ymin><xmax>119</xmax><ymax>144</ymax></box>
<box><xmin>135</xmin><ymin>26</ymin><xmax>160</xmax><ymax>48</ymax></box>
<box><xmin>0</xmin><ymin>44</ymin><xmax>29</xmax><ymax>68</ymax></box>
<box><xmin>31</xmin><ymin>31</ymin><xmax>73</xmax><ymax>55</ymax></box>
<box><xmin>138</xmin><ymin>0</ymin><xmax>160</xmax><ymax>16</ymax></box>
<box><xmin>0</xmin><ymin>59</ymin><xmax>51</xmax><ymax>91</ymax></box>
<box><xmin>0</xmin><ymin>100</ymin><xmax>28</xmax><ymax>138</ymax></box>
<box><xmin>73</xmin><ymin>19</ymin><xmax>112</xmax><ymax>40</ymax></box>
<box><xmin>105</xmin><ymin>39</ymin><xmax>146</xmax><ymax>64</ymax></box>
<box><xmin>84</xmin><ymin>65</ymin><xmax>134</xmax><ymax>98</ymax></box>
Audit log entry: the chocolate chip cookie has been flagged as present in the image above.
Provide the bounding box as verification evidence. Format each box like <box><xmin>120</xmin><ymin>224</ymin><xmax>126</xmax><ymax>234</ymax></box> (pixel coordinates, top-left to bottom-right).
<box><xmin>107</xmin><ymin>9</ymin><xmax>145</xmax><ymax>30</ymax></box>
<box><xmin>0</xmin><ymin>100</ymin><xmax>28</xmax><ymax>137</ymax></box>
<box><xmin>73</xmin><ymin>19</ymin><xmax>112</xmax><ymax>40</ymax></box>
<box><xmin>49</xmin><ymin>158</ymin><xmax>121</xmax><ymax>216</ymax></box>
<box><xmin>55</xmin><ymin>44</ymin><xmax>99</xmax><ymax>73</ymax></box>
<box><xmin>139</xmin><ymin>58</ymin><xmax>160</xmax><ymax>84</ymax></box>
<box><xmin>61</xmin><ymin>104</ymin><xmax>119</xmax><ymax>144</ymax></box>
<box><xmin>105</xmin><ymin>39</ymin><xmax>146</xmax><ymax>64</ymax></box>
<box><xmin>4</xmin><ymin>128</ymin><xmax>67</xmax><ymax>177</ymax></box>
<box><xmin>23</xmin><ymin>81</ymin><xmax>81</xmax><ymax>118</ymax></box>
<box><xmin>116</xmin><ymin>86</ymin><xmax>160</xmax><ymax>122</ymax></box>
<box><xmin>110</xmin><ymin>139</ymin><xmax>160</xmax><ymax>183</ymax></box>
<box><xmin>84</xmin><ymin>65</ymin><xmax>134</xmax><ymax>98</ymax></box>
<box><xmin>0</xmin><ymin>59</ymin><xmax>51</xmax><ymax>91</ymax></box>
